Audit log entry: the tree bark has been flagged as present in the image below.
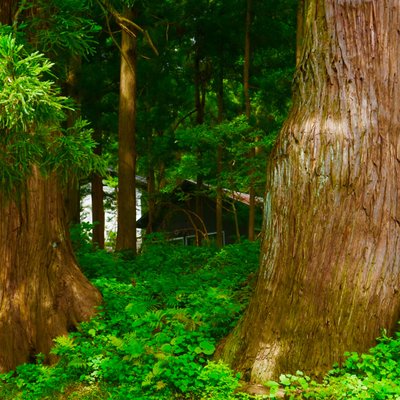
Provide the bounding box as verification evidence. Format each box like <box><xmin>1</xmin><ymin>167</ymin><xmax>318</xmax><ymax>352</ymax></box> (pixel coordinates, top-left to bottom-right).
<box><xmin>219</xmin><ymin>0</ymin><xmax>400</xmax><ymax>382</ymax></box>
<box><xmin>0</xmin><ymin>170</ymin><xmax>101</xmax><ymax>372</ymax></box>
<box><xmin>194</xmin><ymin>51</ymin><xmax>206</xmax><ymax>125</ymax></box>
<box><xmin>0</xmin><ymin>0</ymin><xmax>101</xmax><ymax>373</ymax></box>
<box><xmin>92</xmin><ymin>172</ymin><xmax>105</xmax><ymax>248</ymax></box>
<box><xmin>92</xmin><ymin>142</ymin><xmax>105</xmax><ymax>249</ymax></box>
<box><xmin>64</xmin><ymin>55</ymin><xmax>82</xmax><ymax>227</ymax></box>
<box><xmin>146</xmin><ymin>165</ymin><xmax>156</xmax><ymax>234</ymax></box>
<box><xmin>116</xmin><ymin>7</ymin><xmax>137</xmax><ymax>253</ymax></box>
<box><xmin>216</xmin><ymin>63</ymin><xmax>224</xmax><ymax>247</ymax></box>
<box><xmin>0</xmin><ymin>0</ymin><xmax>14</xmax><ymax>25</ymax></box>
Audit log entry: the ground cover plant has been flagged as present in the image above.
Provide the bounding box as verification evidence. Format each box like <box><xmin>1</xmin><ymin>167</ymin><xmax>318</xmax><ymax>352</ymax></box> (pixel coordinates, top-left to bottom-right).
<box><xmin>1</xmin><ymin>228</ymin><xmax>400</xmax><ymax>400</ymax></box>
<box><xmin>266</xmin><ymin>330</ymin><xmax>400</xmax><ymax>399</ymax></box>
<box><xmin>0</xmin><ymin>231</ymin><xmax>260</xmax><ymax>400</ymax></box>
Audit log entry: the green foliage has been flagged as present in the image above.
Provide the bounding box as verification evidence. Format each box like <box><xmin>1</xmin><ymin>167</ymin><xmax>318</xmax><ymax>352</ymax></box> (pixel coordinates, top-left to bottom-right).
<box><xmin>265</xmin><ymin>330</ymin><xmax>400</xmax><ymax>399</ymax></box>
<box><xmin>0</xmin><ymin>34</ymin><xmax>68</xmax><ymax>132</ymax></box>
<box><xmin>0</xmin><ymin>34</ymin><xmax>104</xmax><ymax>194</ymax></box>
<box><xmin>194</xmin><ymin>361</ymin><xmax>241</xmax><ymax>400</ymax></box>
<box><xmin>0</xmin><ymin>240</ymin><xmax>260</xmax><ymax>399</ymax></box>
<box><xmin>22</xmin><ymin>0</ymin><xmax>101</xmax><ymax>58</ymax></box>
<box><xmin>166</xmin><ymin>116</ymin><xmax>270</xmax><ymax>196</ymax></box>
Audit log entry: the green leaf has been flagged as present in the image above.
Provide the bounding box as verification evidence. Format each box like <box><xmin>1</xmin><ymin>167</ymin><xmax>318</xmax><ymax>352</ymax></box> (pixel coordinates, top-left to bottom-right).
<box><xmin>199</xmin><ymin>340</ymin><xmax>215</xmax><ymax>355</ymax></box>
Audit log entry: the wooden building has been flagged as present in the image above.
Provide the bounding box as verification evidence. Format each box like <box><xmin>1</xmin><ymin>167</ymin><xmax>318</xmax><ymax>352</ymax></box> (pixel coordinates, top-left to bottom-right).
<box><xmin>137</xmin><ymin>180</ymin><xmax>263</xmax><ymax>245</ymax></box>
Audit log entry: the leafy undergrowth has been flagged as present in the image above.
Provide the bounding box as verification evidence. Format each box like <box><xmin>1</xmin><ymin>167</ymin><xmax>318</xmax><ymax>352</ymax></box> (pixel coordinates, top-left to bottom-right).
<box><xmin>266</xmin><ymin>331</ymin><xmax>400</xmax><ymax>399</ymax></box>
<box><xmin>0</xmin><ymin>235</ymin><xmax>260</xmax><ymax>400</ymax></box>
<box><xmin>2</xmin><ymin>230</ymin><xmax>400</xmax><ymax>400</ymax></box>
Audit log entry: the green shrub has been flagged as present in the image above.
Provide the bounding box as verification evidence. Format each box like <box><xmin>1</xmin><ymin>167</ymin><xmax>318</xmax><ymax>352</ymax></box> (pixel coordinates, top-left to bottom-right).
<box><xmin>194</xmin><ymin>361</ymin><xmax>241</xmax><ymax>400</ymax></box>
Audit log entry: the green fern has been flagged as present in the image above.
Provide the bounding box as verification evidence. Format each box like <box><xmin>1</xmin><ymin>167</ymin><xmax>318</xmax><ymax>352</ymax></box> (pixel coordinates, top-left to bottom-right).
<box><xmin>51</xmin><ymin>335</ymin><xmax>76</xmax><ymax>356</ymax></box>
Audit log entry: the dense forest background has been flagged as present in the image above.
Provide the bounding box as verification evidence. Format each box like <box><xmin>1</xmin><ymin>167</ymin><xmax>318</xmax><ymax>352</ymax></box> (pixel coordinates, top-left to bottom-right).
<box><xmin>76</xmin><ymin>0</ymin><xmax>297</xmax><ymax>250</ymax></box>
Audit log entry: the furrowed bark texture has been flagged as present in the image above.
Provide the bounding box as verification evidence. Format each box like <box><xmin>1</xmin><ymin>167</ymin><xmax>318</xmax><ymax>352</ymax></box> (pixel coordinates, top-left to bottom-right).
<box><xmin>220</xmin><ymin>0</ymin><xmax>400</xmax><ymax>381</ymax></box>
<box><xmin>0</xmin><ymin>0</ymin><xmax>14</xmax><ymax>24</ymax></box>
<box><xmin>0</xmin><ymin>0</ymin><xmax>101</xmax><ymax>373</ymax></box>
<box><xmin>116</xmin><ymin>7</ymin><xmax>137</xmax><ymax>253</ymax></box>
<box><xmin>0</xmin><ymin>170</ymin><xmax>101</xmax><ymax>372</ymax></box>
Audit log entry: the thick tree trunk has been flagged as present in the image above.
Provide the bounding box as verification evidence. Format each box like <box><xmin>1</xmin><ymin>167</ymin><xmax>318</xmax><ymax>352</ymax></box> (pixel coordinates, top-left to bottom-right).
<box><xmin>220</xmin><ymin>0</ymin><xmax>400</xmax><ymax>382</ymax></box>
<box><xmin>0</xmin><ymin>0</ymin><xmax>101</xmax><ymax>373</ymax></box>
<box><xmin>0</xmin><ymin>169</ymin><xmax>101</xmax><ymax>372</ymax></box>
<box><xmin>116</xmin><ymin>7</ymin><xmax>137</xmax><ymax>253</ymax></box>
<box><xmin>64</xmin><ymin>177</ymin><xmax>80</xmax><ymax>227</ymax></box>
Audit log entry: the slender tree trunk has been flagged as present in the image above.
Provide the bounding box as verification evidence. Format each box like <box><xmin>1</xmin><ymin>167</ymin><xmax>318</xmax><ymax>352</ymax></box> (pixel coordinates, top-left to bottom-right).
<box><xmin>92</xmin><ymin>140</ymin><xmax>105</xmax><ymax>249</ymax></box>
<box><xmin>194</xmin><ymin>46</ymin><xmax>206</xmax><ymax>232</ymax></box>
<box><xmin>243</xmin><ymin>0</ymin><xmax>252</xmax><ymax>120</ymax></box>
<box><xmin>146</xmin><ymin>166</ymin><xmax>155</xmax><ymax>234</ymax></box>
<box><xmin>194</xmin><ymin>51</ymin><xmax>205</xmax><ymax>125</ymax></box>
<box><xmin>220</xmin><ymin>0</ymin><xmax>400</xmax><ymax>382</ymax></box>
<box><xmin>64</xmin><ymin>55</ymin><xmax>82</xmax><ymax>227</ymax></box>
<box><xmin>216</xmin><ymin>146</ymin><xmax>224</xmax><ymax>246</ymax></box>
<box><xmin>92</xmin><ymin>172</ymin><xmax>105</xmax><ymax>248</ymax></box>
<box><xmin>244</xmin><ymin>0</ymin><xmax>255</xmax><ymax>241</ymax></box>
<box><xmin>0</xmin><ymin>170</ymin><xmax>101</xmax><ymax>372</ymax></box>
<box><xmin>216</xmin><ymin>64</ymin><xmax>224</xmax><ymax>247</ymax></box>
<box><xmin>116</xmin><ymin>7</ymin><xmax>137</xmax><ymax>253</ymax></box>
<box><xmin>195</xmin><ymin>175</ymin><xmax>204</xmax><ymax>238</ymax></box>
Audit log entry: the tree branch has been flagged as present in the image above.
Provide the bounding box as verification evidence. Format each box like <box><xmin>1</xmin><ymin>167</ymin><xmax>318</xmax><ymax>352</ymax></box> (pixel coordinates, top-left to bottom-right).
<box><xmin>96</xmin><ymin>0</ymin><xmax>159</xmax><ymax>56</ymax></box>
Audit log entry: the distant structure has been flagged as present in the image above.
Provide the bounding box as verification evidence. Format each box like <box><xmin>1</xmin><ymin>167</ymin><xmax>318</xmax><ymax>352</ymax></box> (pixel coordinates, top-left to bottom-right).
<box><xmin>137</xmin><ymin>180</ymin><xmax>263</xmax><ymax>246</ymax></box>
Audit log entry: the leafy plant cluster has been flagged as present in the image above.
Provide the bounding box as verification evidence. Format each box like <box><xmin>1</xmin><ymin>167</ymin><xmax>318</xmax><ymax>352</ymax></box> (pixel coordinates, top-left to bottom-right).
<box><xmin>266</xmin><ymin>331</ymin><xmax>400</xmax><ymax>399</ymax></box>
<box><xmin>0</xmin><ymin>234</ymin><xmax>260</xmax><ymax>399</ymax></box>
<box><xmin>0</xmin><ymin>32</ymin><xmax>104</xmax><ymax>194</ymax></box>
<box><xmin>166</xmin><ymin>116</ymin><xmax>271</xmax><ymax>195</ymax></box>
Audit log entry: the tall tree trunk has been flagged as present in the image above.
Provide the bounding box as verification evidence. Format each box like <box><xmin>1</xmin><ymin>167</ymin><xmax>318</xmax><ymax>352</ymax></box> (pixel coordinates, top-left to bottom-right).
<box><xmin>243</xmin><ymin>0</ymin><xmax>252</xmax><ymax>120</ymax></box>
<box><xmin>216</xmin><ymin>63</ymin><xmax>224</xmax><ymax>247</ymax></box>
<box><xmin>92</xmin><ymin>140</ymin><xmax>105</xmax><ymax>249</ymax></box>
<box><xmin>194</xmin><ymin>46</ymin><xmax>206</xmax><ymax>232</ymax></box>
<box><xmin>116</xmin><ymin>7</ymin><xmax>137</xmax><ymax>253</ymax></box>
<box><xmin>0</xmin><ymin>0</ymin><xmax>101</xmax><ymax>373</ymax></box>
<box><xmin>146</xmin><ymin>165</ymin><xmax>155</xmax><ymax>234</ymax></box>
<box><xmin>0</xmin><ymin>170</ymin><xmax>101</xmax><ymax>372</ymax></box>
<box><xmin>64</xmin><ymin>55</ymin><xmax>82</xmax><ymax>227</ymax></box>
<box><xmin>244</xmin><ymin>0</ymin><xmax>255</xmax><ymax>241</ymax></box>
<box><xmin>219</xmin><ymin>0</ymin><xmax>400</xmax><ymax>382</ymax></box>
<box><xmin>194</xmin><ymin>51</ymin><xmax>205</xmax><ymax>125</ymax></box>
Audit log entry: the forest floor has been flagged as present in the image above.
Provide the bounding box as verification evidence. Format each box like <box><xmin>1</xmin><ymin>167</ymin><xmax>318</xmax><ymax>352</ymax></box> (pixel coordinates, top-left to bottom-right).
<box><xmin>0</xmin><ymin>230</ymin><xmax>399</xmax><ymax>399</ymax></box>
